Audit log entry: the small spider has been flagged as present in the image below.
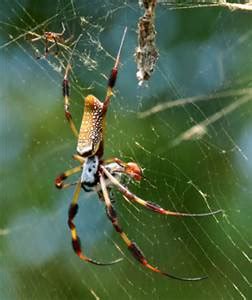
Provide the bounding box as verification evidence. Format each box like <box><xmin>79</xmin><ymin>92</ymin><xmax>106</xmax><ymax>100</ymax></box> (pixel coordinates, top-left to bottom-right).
<box><xmin>55</xmin><ymin>27</ymin><xmax>222</xmax><ymax>281</ymax></box>
<box><xmin>27</xmin><ymin>23</ymin><xmax>71</xmax><ymax>59</ymax></box>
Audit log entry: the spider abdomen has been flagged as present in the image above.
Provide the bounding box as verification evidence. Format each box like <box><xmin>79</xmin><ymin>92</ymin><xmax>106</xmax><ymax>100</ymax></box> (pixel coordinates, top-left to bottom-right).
<box><xmin>77</xmin><ymin>95</ymin><xmax>104</xmax><ymax>156</ymax></box>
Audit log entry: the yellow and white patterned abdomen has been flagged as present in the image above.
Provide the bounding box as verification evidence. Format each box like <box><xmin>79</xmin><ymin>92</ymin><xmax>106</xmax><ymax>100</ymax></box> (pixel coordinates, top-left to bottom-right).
<box><xmin>77</xmin><ymin>95</ymin><xmax>104</xmax><ymax>157</ymax></box>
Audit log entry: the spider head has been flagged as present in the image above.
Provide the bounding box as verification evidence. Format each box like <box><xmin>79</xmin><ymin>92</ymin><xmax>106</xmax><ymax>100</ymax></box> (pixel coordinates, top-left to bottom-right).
<box><xmin>124</xmin><ymin>162</ymin><xmax>142</xmax><ymax>181</ymax></box>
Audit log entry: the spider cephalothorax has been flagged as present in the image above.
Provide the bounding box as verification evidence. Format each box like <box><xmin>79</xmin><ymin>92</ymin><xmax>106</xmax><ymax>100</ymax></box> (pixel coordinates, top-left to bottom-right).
<box><xmin>55</xmin><ymin>27</ymin><xmax>222</xmax><ymax>280</ymax></box>
<box><xmin>80</xmin><ymin>156</ymin><xmax>99</xmax><ymax>191</ymax></box>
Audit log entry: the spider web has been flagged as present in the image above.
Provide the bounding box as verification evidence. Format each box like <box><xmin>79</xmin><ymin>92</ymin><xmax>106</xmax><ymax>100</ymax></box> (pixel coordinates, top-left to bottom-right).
<box><xmin>0</xmin><ymin>0</ymin><xmax>251</xmax><ymax>299</ymax></box>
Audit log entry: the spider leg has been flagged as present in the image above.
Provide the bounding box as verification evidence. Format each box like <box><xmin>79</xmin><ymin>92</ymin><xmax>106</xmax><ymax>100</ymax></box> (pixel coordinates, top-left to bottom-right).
<box><xmin>36</xmin><ymin>43</ymin><xmax>58</xmax><ymax>60</ymax></box>
<box><xmin>29</xmin><ymin>36</ymin><xmax>43</xmax><ymax>42</ymax></box>
<box><xmin>53</xmin><ymin>37</ymin><xmax>60</xmax><ymax>56</ymax></box>
<box><xmin>99</xmin><ymin>173</ymin><xmax>206</xmax><ymax>281</ymax></box>
<box><xmin>68</xmin><ymin>180</ymin><xmax>123</xmax><ymax>266</ymax></box>
<box><xmin>62</xmin><ymin>63</ymin><xmax>79</xmax><ymax>138</ymax></box>
<box><xmin>72</xmin><ymin>153</ymin><xmax>85</xmax><ymax>164</ymax></box>
<box><xmin>103</xmin><ymin>27</ymin><xmax>127</xmax><ymax>113</ymax></box>
<box><xmin>103</xmin><ymin>158</ymin><xmax>142</xmax><ymax>181</ymax></box>
<box><xmin>55</xmin><ymin>165</ymin><xmax>82</xmax><ymax>189</ymax></box>
<box><xmin>42</xmin><ymin>39</ymin><xmax>58</xmax><ymax>58</ymax></box>
<box><xmin>64</xmin><ymin>35</ymin><xmax>73</xmax><ymax>44</ymax></box>
<box><xmin>44</xmin><ymin>37</ymin><xmax>49</xmax><ymax>58</ymax></box>
<box><xmin>47</xmin><ymin>42</ymin><xmax>57</xmax><ymax>53</ymax></box>
<box><xmin>101</xmin><ymin>165</ymin><xmax>223</xmax><ymax>217</ymax></box>
<box><xmin>59</xmin><ymin>22</ymin><xmax>66</xmax><ymax>36</ymax></box>
<box><xmin>57</xmin><ymin>23</ymin><xmax>72</xmax><ymax>45</ymax></box>
<box><xmin>103</xmin><ymin>157</ymin><xmax>124</xmax><ymax>165</ymax></box>
<box><xmin>34</xmin><ymin>36</ymin><xmax>49</xmax><ymax>60</ymax></box>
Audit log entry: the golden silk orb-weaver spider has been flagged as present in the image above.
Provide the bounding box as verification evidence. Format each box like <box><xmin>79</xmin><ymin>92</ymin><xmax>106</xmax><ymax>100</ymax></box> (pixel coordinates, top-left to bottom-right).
<box><xmin>55</xmin><ymin>27</ymin><xmax>222</xmax><ymax>281</ymax></box>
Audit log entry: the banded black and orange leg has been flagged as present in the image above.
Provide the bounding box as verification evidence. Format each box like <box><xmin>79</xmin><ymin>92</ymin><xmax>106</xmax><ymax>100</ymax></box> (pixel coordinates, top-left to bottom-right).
<box><xmin>101</xmin><ymin>165</ymin><xmax>223</xmax><ymax>217</ymax></box>
<box><xmin>99</xmin><ymin>173</ymin><xmax>206</xmax><ymax>281</ymax></box>
<box><xmin>62</xmin><ymin>63</ymin><xmax>79</xmax><ymax>138</ymax></box>
<box><xmin>102</xmin><ymin>27</ymin><xmax>127</xmax><ymax>113</ymax></box>
<box><xmin>68</xmin><ymin>180</ymin><xmax>122</xmax><ymax>265</ymax></box>
<box><xmin>55</xmin><ymin>165</ymin><xmax>82</xmax><ymax>189</ymax></box>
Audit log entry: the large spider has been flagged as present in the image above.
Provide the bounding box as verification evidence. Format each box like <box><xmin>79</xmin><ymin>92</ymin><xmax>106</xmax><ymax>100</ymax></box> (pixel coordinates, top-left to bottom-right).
<box><xmin>55</xmin><ymin>27</ymin><xmax>222</xmax><ymax>281</ymax></box>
